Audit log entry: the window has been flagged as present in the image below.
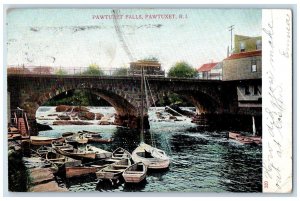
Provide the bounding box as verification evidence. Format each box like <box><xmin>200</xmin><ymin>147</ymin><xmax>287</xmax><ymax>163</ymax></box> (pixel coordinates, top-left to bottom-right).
<box><xmin>240</xmin><ymin>42</ymin><xmax>245</xmax><ymax>52</ymax></box>
<box><xmin>245</xmin><ymin>85</ymin><xmax>250</xmax><ymax>95</ymax></box>
<box><xmin>251</xmin><ymin>59</ymin><xmax>257</xmax><ymax>72</ymax></box>
<box><xmin>254</xmin><ymin>85</ymin><xmax>261</xmax><ymax>95</ymax></box>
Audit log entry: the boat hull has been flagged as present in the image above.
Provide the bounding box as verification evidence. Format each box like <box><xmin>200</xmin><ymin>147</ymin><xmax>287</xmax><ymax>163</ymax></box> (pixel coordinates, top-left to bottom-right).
<box><xmin>66</xmin><ymin>166</ymin><xmax>98</xmax><ymax>178</ymax></box>
<box><xmin>228</xmin><ymin>132</ymin><xmax>261</xmax><ymax>145</ymax></box>
<box><xmin>132</xmin><ymin>143</ymin><xmax>170</xmax><ymax>169</ymax></box>
<box><xmin>30</xmin><ymin>137</ymin><xmax>64</xmax><ymax>146</ymax></box>
<box><xmin>54</xmin><ymin>148</ymin><xmax>96</xmax><ymax>160</ymax></box>
<box><xmin>123</xmin><ymin>162</ymin><xmax>147</xmax><ymax>183</ymax></box>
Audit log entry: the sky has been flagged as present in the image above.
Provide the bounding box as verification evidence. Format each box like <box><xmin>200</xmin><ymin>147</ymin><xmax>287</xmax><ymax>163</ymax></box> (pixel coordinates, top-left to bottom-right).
<box><xmin>6</xmin><ymin>8</ymin><xmax>262</xmax><ymax>71</ymax></box>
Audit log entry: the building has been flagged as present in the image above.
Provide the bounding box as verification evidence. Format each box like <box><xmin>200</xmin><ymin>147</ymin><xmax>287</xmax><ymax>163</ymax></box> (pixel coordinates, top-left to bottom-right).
<box><xmin>197</xmin><ymin>62</ymin><xmax>222</xmax><ymax>80</ymax></box>
<box><xmin>128</xmin><ymin>60</ymin><xmax>165</xmax><ymax>77</ymax></box>
<box><xmin>233</xmin><ymin>35</ymin><xmax>262</xmax><ymax>54</ymax></box>
<box><xmin>223</xmin><ymin>34</ymin><xmax>262</xmax><ymax>109</ymax></box>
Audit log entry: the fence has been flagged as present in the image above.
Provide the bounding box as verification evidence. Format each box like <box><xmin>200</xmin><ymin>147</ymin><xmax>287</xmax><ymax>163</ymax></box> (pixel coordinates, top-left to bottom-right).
<box><xmin>7</xmin><ymin>66</ymin><xmax>223</xmax><ymax>80</ymax></box>
<box><xmin>7</xmin><ymin>66</ymin><xmax>166</xmax><ymax>77</ymax></box>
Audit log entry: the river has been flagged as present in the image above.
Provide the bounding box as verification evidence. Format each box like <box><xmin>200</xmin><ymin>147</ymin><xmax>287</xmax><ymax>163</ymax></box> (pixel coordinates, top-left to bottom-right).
<box><xmin>36</xmin><ymin>106</ymin><xmax>262</xmax><ymax>192</ymax></box>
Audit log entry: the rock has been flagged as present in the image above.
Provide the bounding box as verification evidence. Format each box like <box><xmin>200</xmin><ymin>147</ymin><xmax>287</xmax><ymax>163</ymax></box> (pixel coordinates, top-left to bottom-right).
<box><xmin>33</xmin><ymin>122</ymin><xmax>53</xmax><ymax>132</ymax></box>
<box><xmin>29</xmin><ymin>168</ymin><xmax>55</xmax><ymax>185</ymax></box>
<box><xmin>95</xmin><ymin>113</ymin><xmax>104</xmax><ymax>120</ymax></box>
<box><xmin>169</xmin><ymin>116</ymin><xmax>177</xmax><ymax>120</ymax></box>
<box><xmin>99</xmin><ymin>117</ymin><xmax>110</xmax><ymax>125</ymax></box>
<box><xmin>29</xmin><ymin>181</ymin><xmax>68</xmax><ymax>192</ymax></box>
<box><xmin>73</xmin><ymin>106</ymin><xmax>89</xmax><ymax>112</ymax></box>
<box><xmin>55</xmin><ymin>105</ymin><xmax>72</xmax><ymax>112</ymax></box>
<box><xmin>58</xmin><ymin>115</ymin><xmax>71</xmax><ymax>120</ymax></box>
<box><xmin>78</xmin><ymin>112</ymin><xmax>95</xmax><ymax>120</ymax></box>
<box><xmin>99</xmin><ymin>121</ymin><xmax>110</xmax><ymax>125</ymax></box>
<box><xmin>53</xmin><ymin>121</ymin><xmax>93</xmax><ymax>125</ymax></box>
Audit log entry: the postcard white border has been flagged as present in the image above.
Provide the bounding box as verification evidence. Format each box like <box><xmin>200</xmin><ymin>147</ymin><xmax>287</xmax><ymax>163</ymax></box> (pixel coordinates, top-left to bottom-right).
<box><xmin>262</xmin><ymin>9</ymin><xmax>293</xmax><ymax>193</ymax></box>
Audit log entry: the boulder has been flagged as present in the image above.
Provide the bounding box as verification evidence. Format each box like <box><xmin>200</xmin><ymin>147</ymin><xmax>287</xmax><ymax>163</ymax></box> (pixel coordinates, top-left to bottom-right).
<box><xmin>169</xmin><ymin>115</ymin><xmax>177</xmax><ymax>120</ymax></box>
<box><xmin>95</xmin><ymin>113</ymin><xmax>104</xmax><ymax>120</ymax></box>
<box><xmin>58</xmin><ymin>115</ymin><xmax>71</xmax><ymax>120</ymax></box>
<box><xmin>29</xmin><ymin>168</ymin><xmax>54</xmax><ymax>185</ymax></box>
<box><xmin>99</xmin><ymin>117</ymin><xmax>110</xmax><ymax>125</ymax></box>
<box><xmin>55</xmin><ymin>105</ymin><xmax>72</xmax><ymax>112</ymax></box>
<box><xmin>78</xmin><ymin>112</ymin><xmax>95</xmax><ymax>120</ymax></box>
<box><xmin>29</xmin><ymin>181</ymin><xmax>68</xmax><ymax>192</ymax></box>
<box><xmin>53</xmin><ymin>120</ymin><xmax>93</xmax><ymax>125</ymax></box>
<box><xmin>73</xmin><ymin>106</ymin><xmax>89</xmax><ymax>112</ymax></box>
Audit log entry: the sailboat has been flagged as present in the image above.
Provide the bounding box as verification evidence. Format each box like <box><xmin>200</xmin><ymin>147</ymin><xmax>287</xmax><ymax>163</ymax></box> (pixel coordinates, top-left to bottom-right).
<box><xmin>131</xmin><ymin>65</ymin><xmax>170</xmax><ymax>170</ymax></box>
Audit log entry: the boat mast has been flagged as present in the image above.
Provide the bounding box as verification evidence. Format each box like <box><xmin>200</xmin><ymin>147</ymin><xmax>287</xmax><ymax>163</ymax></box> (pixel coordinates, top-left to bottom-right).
<box><xmin>140</xmin><ymin>65</ymin><xmax>144</xmax><ymax>143</ymax></box>
<box><xmin>252</xmin><ymin>116</ymin><xmax>256</xmax><ymax>136</ymax></box>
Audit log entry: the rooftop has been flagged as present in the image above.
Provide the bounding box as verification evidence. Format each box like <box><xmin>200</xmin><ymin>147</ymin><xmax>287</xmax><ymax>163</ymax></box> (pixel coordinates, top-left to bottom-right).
<box><xmin>224</xmin><ymin>50</ymin><xmax>262</xmax><ymax>60</ymax></box>
<box><xmin>197</xmin><ymin>62</ymin><xmax>218</xmax><ymax>72</ymax></box>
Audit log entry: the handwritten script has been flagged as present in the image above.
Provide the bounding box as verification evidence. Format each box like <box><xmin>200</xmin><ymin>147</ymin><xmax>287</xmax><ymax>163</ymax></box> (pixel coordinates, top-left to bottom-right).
<box><xmin>263</xmin><ymin>11</ymin><xmax>291</xmax><ymax>191</ymax></box>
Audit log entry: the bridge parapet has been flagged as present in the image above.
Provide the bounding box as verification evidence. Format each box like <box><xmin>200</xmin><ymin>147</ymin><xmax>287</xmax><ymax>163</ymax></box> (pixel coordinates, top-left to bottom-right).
<box><xmin>7</xmin><ymin>74</ymin><xmax>237</xmax><ymax>132</ymax></box>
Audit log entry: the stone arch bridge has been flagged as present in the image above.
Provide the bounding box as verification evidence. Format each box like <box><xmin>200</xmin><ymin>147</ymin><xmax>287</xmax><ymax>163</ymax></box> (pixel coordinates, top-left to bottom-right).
<box><xmin>7</xmin><ymin>74</ymin><xmax>239</xmax><ymax>130</ymax></box>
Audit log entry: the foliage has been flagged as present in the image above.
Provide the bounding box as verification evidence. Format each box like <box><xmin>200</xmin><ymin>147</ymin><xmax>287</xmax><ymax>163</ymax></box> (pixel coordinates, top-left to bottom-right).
<box><xmin>82</xmin><ymin>64</ymin><xmax>104</xmax><ymax>76</ymax></box>
<box><xmin>55</xmin><ymin>68</ymin><xmax>68</xmax><ymax>75</ymax></box>
<box><xmin>8</xmin><ymin>149</ymin><xmax>30</xmax><ymax>192</ymax></box>
<box><xmin>112</xmin><ymin>68</ymin><xmax>128</xmax><ymax>76</ymax></box>
<box><xmin>43</xmin><ymin>89</ymin><xmax>111</xmax><ymax>106</ymax></box>
<box><xmin>140</xmin><ymin>56</ymin><xmax>159</xmax><ymax>62</ymax></box>
<box><xmin>167</xmin><ymin>61</ymin><xmax>198</xmax><ymax>78</ymax></box>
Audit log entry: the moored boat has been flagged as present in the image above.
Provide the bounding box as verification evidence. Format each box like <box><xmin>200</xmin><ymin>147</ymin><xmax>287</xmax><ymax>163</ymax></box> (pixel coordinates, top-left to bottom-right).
<box><xmin>65</xmin><ymin>166</ymin><xmax>98</xmax><ymax>178</ymax></box>
<box><xmin>30</xmin><ymin>136</ymin><xmax>64</xmax><ymax>146</ymax></box>
<box><xmin>75</xmin><ymin>133</ymin><xmax>88</xmax><ymax>144</ymax></box>
<box><xmin>51</xmin><ymin>141</ymin><xmax>74</xmax><ymax>151</ymax></box>
<box><xmin>85</xmin><ymin>145</ymin><xmax>112</xmax><ymax>159</ymax></box>
<box><xmin>112</xmin><ymin>147</ymin><xmax>131</xmax><ymax>159</ymax></box>
<box><xmin>46</xmin><ymin>151</ymin><xmax>81</xmax><ymax>173</ymax></box>
<box><xmin>132</xmin><ymin>142</ymin><xmax>170</xmax><ymax>170</ymax></box>
<box><xmin>96</xmin><ymin>158</ymin><xmax>132</xmax><ymax>180</ymax></box>
<box><xmin>66</xmin><ymin>158</ymin><xmax>118</xmax><ymax>178</ymax></box>
<box><xmin>228</xmin><ymin>132</ymin><xmax>261</xmax><ymax>145</ymax></box>
<box><xmin>53</xmin><ymin>147</ymin><xmax>96</xmax><ymax>160</ymax></box>
<box><xmin>87</xmin><ymin>137</ymin><xmax>113</xmax><ymax>143</ymax></box>
<box><xmin>123</xmin><ymin>162</ymin><xmax>147</xmax><ymax>183</ymax></box>
<box><xmin>61</xmin><ymin>132</ymin><xmax>75</xmax><ymax>137</ymax></box>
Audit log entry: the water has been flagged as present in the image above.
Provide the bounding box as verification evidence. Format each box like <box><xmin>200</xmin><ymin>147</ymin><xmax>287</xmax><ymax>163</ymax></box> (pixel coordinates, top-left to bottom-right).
<box><xmin>37</xmin><ymin>106</ymin><xmax>262</xmax><ymax>192</ymax></box>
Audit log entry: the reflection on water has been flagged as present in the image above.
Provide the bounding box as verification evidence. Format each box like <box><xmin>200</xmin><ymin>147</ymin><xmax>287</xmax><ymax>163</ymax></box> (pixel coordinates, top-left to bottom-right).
<box><xmin>38</xmin><ymin>107</ymin><xmax>262</xmax><ymax>192</ymax></box>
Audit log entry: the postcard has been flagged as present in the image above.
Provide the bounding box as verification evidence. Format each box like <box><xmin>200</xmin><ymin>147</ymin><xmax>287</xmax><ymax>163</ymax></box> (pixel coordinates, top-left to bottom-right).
<box><xmin>4</xmin><ymin>7</ymin><xmax>292</xmax><ymax>194</ymax></box>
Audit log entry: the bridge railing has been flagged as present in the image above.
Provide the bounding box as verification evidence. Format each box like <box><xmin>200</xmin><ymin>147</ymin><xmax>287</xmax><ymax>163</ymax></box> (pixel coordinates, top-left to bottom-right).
<box><xmin>7</xmin><ymin>66</ymin><xmax>222</xmax><ymax>80</ymax></box>
<box><xmin>7</xmin><ymin>66</ymin><xmax>166</xmax><ymax>77</ymax></box>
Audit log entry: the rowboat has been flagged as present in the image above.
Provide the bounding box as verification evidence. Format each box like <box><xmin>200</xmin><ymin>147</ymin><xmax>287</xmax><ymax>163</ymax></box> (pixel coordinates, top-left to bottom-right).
<box><xmin>87</xmin><ymin>137</ymin><xmax>113</xmax><ymax>143</ymax></box>
<box><xmin>112</xmin><ymin>147</ymin><xmax>131</xmax><ymax>159</ymax></box>
<box><xmin>123</xmin><ymin>162</ymin><xmax>147</xmax><ymax>183</ymax></box>
<box><xmin>132</xmin><ymin>142</ymin><xmax>170</xmax><ymax>170</ymax></box>
<box><xmin>36</xmin><ymin>146</ymin><xmax>52</xmax><ymax>158</ymax></box>
<box><xmin>30</xmin><ymin>136</ymin><xmax>64</xmax><ymax>146</ymax></box>
<box><xmin>228</xmin><ymin>132</ymin><xmax>261</xmax><ymax>145</ymax></box>
<box><xmin>75</xmin><ymin>134</ymin><xmax>88</xmax><ymax>144</ymax></box>
<box><xmin>66</xmin><ymin>166</ymin><xmax>98</xmax><ymax>178</ymax></box>
<box><xmin>66</xmin><ymin>158</ymin><xmax>118</xmax><ymax>178</ymax></box>
<box><xmin>53</xmin><ymin>147</ymin><xmax>96</xmax><ymax>160</ymax></box>
<box><xmin>51</xmin><ymin>141</ymin><xmax>74</xmax><ymax>151</ymax></box>
<box><xmin>82</xmin><ymin>130</ymin><xmax>102</xmax><ymax>138</ymax></box>
<box><xmin>46</xmin><ymin>151</ymin><xmax>81</xmax><ymax>173</ymax></box>
<box><xmin>96</xmin><ymin>158</ymin><xmax>132</xmax><ymax>180</ymax></box>
<box><xmin>85</xmin><ymin>145</ymin><xmax>112</xmax><ymax>159</ymax></box>
<box><xmin>61</xmin><ymin>132</ymin><xmax>75</xmax><ymax>137</ymax></box>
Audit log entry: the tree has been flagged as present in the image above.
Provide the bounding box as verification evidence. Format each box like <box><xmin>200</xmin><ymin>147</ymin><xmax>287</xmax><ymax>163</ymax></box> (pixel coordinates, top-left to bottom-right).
<box><xmin>82</xmin><ymin>63</ymin><xmax>104</xmax><ymax>76</ymax></box>
<box><xmin>167</xmin><ymin>61</ymin><xmax>198</xmax><ymax>78</ymax></box>
<box><xmin>112</xmin><ymin>67</ymin><xmax>128</xmax><ymax>76</ymax></box>
<box><xmin>55</xmin><ymin>68</ymin><xmax>67</xmax><ymax>75</ymax></box>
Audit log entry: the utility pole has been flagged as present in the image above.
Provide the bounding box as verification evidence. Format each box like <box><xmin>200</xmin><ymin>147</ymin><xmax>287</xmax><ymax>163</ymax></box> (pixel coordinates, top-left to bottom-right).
<box><xmin>228</xmin><ymin>25</ymin><xmax>235</xmax><ymax>52</ymax></box>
